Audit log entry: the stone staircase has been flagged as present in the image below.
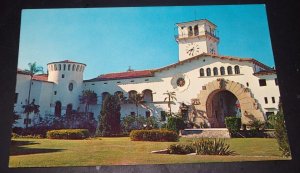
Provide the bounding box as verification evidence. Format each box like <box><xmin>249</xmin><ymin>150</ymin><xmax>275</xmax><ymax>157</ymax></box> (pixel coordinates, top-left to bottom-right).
<box><xmin>180</xmin><ymin>128</ymin><xmax>231</xmax><ymax>138</ymax></box>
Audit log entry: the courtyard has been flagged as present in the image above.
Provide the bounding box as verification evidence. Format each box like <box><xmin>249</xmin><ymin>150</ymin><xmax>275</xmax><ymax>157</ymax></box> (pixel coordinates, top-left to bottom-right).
<box><xmin>9</xmin><ymin>137</ymin><xmax>288</xmax><ymax>167</ymax></box>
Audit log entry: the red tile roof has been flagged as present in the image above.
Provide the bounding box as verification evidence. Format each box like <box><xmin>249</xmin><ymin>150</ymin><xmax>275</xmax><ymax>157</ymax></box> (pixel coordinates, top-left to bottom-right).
<box><xmin>152</xmin><ymin>53</ymin><xmax>273</xmax><ymax>72</ymax></box>
<box><xmin>32</xmin><ymin>74</ymin><xmax>49</xmax><ymax>82</ymax></box>
<box><xmin>86</xmin><ymin>70</ymin><xmax>153</xmax><ymax>81</ymax></box>
<box><xmin>253</xmin><ymin>70</ymin><xmax>276</xmax><ymax>76</ymax></box>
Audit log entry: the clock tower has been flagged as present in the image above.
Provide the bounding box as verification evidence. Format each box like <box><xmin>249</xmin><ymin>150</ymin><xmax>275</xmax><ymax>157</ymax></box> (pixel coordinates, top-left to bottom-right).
<box><xmin>175</xmin><ymin>19</ymin><xmax>220</xmax><ymax>61</ymax></box>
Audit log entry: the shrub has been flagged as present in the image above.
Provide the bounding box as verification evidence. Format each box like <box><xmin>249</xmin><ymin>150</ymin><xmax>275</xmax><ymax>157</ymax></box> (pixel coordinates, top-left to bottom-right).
<box><xmin>247</xmin><ymin>120</ymin><xmax>265</xmax><ymax>137</ymax></box>
<box><xmin>192</xmin><ymin>138</ymin><xmax>235</xmax><ymax>155</ymax></box>
<box><xmin>268</xmin><ymin>112</ymin><xmax>291</xmax><ymax>157</ymax></box>
<box><xmin>168</xmin><ymin>144</ymin><xmax>195</xmax><ymax>154</ymax></box>
<box><xmin>166</xmin><ymin>116</ymin><xmax>185</xmax><ymax>133</ymax></box>
<box><xmin>225</xmin><ymin>117</ymin><xmax>241</xmax><ymax>137</ymax></box>
<box><xmin>130</xmin><ymin>129</ymin><xmax>178</xmax><ymax>142</ymax></box>
<box><xmin>46</xmin><ymin>129</ymin><xmax>90</xmax><ymax>139</ymax></box>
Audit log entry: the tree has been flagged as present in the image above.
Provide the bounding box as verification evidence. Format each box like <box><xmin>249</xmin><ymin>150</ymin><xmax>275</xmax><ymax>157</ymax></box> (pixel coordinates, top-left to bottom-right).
<box><xmin>22</xmin><ymin>99</ymin><xmax>40</xmax><ymax>128</ymax></box>
<box><xmin>23</xmin><ymin>62</ymin><xmax>43</xmax><ymax>128</ymax></box>
<box><xmin>163</xmin><ymin>91</ymin><xmax>177</xmax><ymax>115</ymax></box>
<box><xmin>79</xmin><ymin>90</ymin><xmax>98</xmax><ymax>119</ymax></box>
<box><xmin>96</xmin><ymin>94</ymin><xmax>121</xmax><ymax>136</ymax></box>
<box><xmin>268</xmin><ymin>99</ymin><xmax>291</xmax><ymax>157</ymax></box>
<box><xmin>129</xmin><ymin>92</ymin><xmax>144</xmax><ymax>117</ymax></box>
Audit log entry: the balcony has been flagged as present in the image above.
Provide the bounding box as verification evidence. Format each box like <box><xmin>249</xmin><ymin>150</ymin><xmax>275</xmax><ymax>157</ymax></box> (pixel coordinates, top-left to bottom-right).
<box><xmin>175</xmin><ymin>30</ymin><xmax>219</xmax><ymax>41</ymax></box>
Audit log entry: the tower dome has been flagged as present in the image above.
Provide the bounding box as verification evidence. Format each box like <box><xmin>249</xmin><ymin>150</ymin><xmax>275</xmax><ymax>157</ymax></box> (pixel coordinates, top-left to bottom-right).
<box><xmin>47</xmin><ymin>60</ymin><xmax>86</xmax><ymax>114</ymax></box>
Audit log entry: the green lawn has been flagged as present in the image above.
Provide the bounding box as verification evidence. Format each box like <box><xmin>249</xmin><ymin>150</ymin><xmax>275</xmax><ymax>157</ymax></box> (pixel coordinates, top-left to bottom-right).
<box><xmin>9</xmin><ymin>137</ymin><xmax>289</xmax><ymax>167</ymax></box>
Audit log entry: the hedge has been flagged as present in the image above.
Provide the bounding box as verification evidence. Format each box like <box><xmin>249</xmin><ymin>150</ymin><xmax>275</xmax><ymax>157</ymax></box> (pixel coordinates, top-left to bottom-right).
<box><xmin>129</xmin><ymin>129</ymin><xmax>179</xmax><ymax>142</ymax></box>
<box><xmin>46</xmin><ymin>129</ymin><xmax>90</xmax><ymax>139</ymax></box>
<box><xmin>225</xmin><ymin>117</ymin><xmax>241</xmax><ymax>137</ymax></box>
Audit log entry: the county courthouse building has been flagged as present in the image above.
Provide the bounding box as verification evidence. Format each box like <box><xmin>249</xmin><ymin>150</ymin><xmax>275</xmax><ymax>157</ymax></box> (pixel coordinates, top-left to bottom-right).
<box><xmin>14</xmin><ymin>19</ymin><xmax>280</xmax><ymax>128</ymax></box>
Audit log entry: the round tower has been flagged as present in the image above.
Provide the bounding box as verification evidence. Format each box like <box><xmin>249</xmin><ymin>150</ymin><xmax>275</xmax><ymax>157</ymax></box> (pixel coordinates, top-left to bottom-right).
<box><xmin>47</xmin><ymin>60</ymin><xmax>86</xmax><ymax>115</ymax></box>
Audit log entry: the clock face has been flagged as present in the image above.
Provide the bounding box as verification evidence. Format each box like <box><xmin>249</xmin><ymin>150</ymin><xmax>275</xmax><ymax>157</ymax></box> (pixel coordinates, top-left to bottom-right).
<box><xmin>185</xmin><ymin>42</ymin><xmax>200</xmax><ymax>57</ymax></box>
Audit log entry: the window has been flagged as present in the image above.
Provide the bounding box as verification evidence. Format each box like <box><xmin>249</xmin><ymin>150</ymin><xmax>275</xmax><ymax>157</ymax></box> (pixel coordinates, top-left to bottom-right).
<box><xmin>54</xmin><ymin>91</ymin><xmax>57</xmax><ymax>95</ymax></box>
<box><xmin>63</xmin><ymin>64</ymin><xmax>66</xmax><ymax>71</ymax></box>
<box><xmin>68</xmin><ymin>83</ymin><xmax>73</xmax><ymax>91</ymax></box>
<box><xmin>246</xmin><ymin>82</ymin><xmax>249</xmax><ymax>87</ymax></box>
<box><xmin>68</xmin><ymin>64</ymin><xmax>71</xmax><ymax>71</ymax></box>
<box><xmin>50</xmin><ymin>65</ymin><xmax>53</xmax><ymax>71</ymax></box>
<box><xmin>145</xmin><ymin>79</ymin><xmax>149</xmax><ymax>81</ymax></box>
<box><xmin>54</xmin><ymin>64</ymin><xmax>57</xmax><ymax>71</ymax></box>
<box><xmin>130</xmin><ymin>112</ymin><xmax>135</xmax><ymax>116</ymax></box>
<box><xmin>194</xmin><ymin>25</ymin><xmax>199</xmax><ymax>36</ymax></box>
<box><xmin>275</xmin><ymin>78</ymin><xmax>278</xmax><ymax>86</ymax></box>
<box><xmin>206</xmin><ymin>68</ymin><xmax>211</xmax><ymax>76</ymax></box>
<box><xmin>59</xmin><ymin>64</ymin><xmax>61</xmax><ymax>71</ymax></box>
<box><xmin>142</xmin><ymin>89</ymin><xmax>153</xmax><ymax>102</ymax></box>
<box><xmin>72</xmin><ymin>64</ymin><xmax>75</xmax><ymax>71</ymax></box>
<box><xmin>117</xmin><ymin>81</ymin><xmax>121</xmax><ymax>83</ymax></box>
<box><xmin>55</xmin><ymin>101</ymin><xmax>62</xmax><ymax>117</ymax></box>
<box><xmin>234</xmin><ymin>65</ymin><xmax>240</xmax><ymax>74</ymax></box>
<box><xmin>15</xmin><ymin>93</ymin><xmax>18</xmax><ymax>103</ymax></box>
<box><xmin>227</xmin><ymin>66</ymin><xmax>233</xmax><ymax>75</ymax></box>
<box><xmin>146</xmin><ymin>111</ymin><xmax>150</xmax><ymax>118</ymax></box>
<box><xmin>200</xmin><ymin>68</ymin><xmax>205</xmax><ymax>77</ymax></box>
<box><xmin>24</xmin><ymin>118</ymin><xmax>31</xmax><ymax>125</ymax></box>
<box><xmin>128</xmin><ymin>90</ymin><xmax>137</xmax><ymax>100</ymax></box>
<box><xmin>130</xmin><ymin>80</ymin><xmax>134</xmax><ymax>82</ymax></box>
<box><xmin>62</xmin><ymin>74</ymin><xmax>65</xmax><ymax>78</ymax></box>
<box><xmin>160</xmin><ymin>111</ymin><xmax>166</xmax><ymax>121</ymax></box>
<box><xmin>264</xmin><ymin>97</ymin><xmax>268</xmax><ymax>104</ymax></box>
<box><xmin>272</xmin><ymin>97</ymin><xmax>275</xmax><ymax>103</ymax></box>
<box><xmin>220</xmin><ymin>67</ymin><xmax>225</xmax><ymax>75</ymax></box>
<box><xmin>76</xmin><ymin>65</ymin><xmax>79</xmax><ymax>71</ymax></box>
<box><xmin>259</xmin><ymin>79</ymin><xmax>267</xmax><ymax>86</ymax></box>
<box><xmin>213</xmin><ymin>67</ymin><xmax>218</xmax><ymax>76</ymax></box>
<box><xmin>188</xmin><ymin>26</ymin><xmax>193</xmax><ymax>36</ymax></box>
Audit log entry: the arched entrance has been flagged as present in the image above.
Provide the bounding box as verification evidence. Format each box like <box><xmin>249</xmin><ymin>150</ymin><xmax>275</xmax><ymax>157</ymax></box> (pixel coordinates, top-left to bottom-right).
<box><xmin>191</xmin><ymin>78</ymin><xmax>265</xmax><ymax>128</ymax></box>
<box><xmin>206</xmin><ymin>90</ymin><xmax>240</xmax><ymax>128</ymax></box>
<box><xmin>55</xmin><ymin>101</ymin><xmax>62</xmax><ymax>117</ymax></box>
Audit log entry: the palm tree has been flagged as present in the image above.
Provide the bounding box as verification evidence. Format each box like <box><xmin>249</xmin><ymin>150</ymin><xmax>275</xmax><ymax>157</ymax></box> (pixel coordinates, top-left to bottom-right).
<box><xmin>129</xmin><ymin>92</ymin><xmax>144</xmax><ymax>117</ymax></box>
<box><xmin>79</xmin><ymin>90</ymin><xmax>98</xmax><ymax>119</ymax></box>
<box><xmin>163</xmin><ymin>91</ymin><xmax>177</xmax><ymax>115</ymax></box>
<box><xmin>24</xmin><ymin>62</ymin><xmax>43</xmax><ymax>128</ymax></box>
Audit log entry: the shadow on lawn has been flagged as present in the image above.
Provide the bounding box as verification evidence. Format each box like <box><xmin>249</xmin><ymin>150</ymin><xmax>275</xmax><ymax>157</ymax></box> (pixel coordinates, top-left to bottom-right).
<box><xmin>10</xmin><ymin>140</ymin><xmax>65</xmax><ymax>156</ymax></box>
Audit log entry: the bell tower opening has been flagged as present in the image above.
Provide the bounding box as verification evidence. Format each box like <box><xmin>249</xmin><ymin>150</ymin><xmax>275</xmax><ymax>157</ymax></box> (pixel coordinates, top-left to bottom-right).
<box><xmin>175</xmin><ymin>19</ymin><xmax>220</xmax><ymax>61</ymax></box>
<box><xmin>206</xmin><ymin>90</ymin><xmax>240</xmax><ymax>128</ymax></box>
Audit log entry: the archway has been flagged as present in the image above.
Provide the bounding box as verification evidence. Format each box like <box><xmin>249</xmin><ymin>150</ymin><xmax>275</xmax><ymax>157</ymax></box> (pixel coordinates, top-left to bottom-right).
<box><xmin>206</xmin><ymin>90</ymin><xmax>240</xmax><ymax>128</ymax></box>
<box><xmin>192</xmin><ymin>79</ymin><xmax>265</xmax><ymax>128</ymax></box>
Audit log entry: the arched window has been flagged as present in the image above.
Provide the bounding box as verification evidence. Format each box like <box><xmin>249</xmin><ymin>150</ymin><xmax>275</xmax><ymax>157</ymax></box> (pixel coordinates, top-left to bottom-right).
<box><xmin>213</xmin><ymin>67</ymin><xmax>218</xmax><ymax>76</ymax></box>
<box><xmin>54</xmin><ymin>64</ymin><xmax>57</xmax><ymax>71</ymax></box>
<box><xmin>206</xmin><ymin>68</ymin><xmax>211</xmax><ymax>76</ymax></box>
<box><xmin>102</xmin><ymin>92</ymin><xmax>109</xmax><ymax>102</ymax></box>
<box><xmin>66</xmin><ymin>104</ymin><xmax>72</xmax><ymax>117</ymax></box>
<box><xmin>200</xmin><ymin>68</ymin><xmax>205</xmax><ymax>77</ymax></box>
<box><xmin>68</xmin><ymin>64</ymin><xmax>71</xmax><ymax>71</ymax></box>
<box><xmin>194</xmin><ymin>25</ymin><xmax>199</xmax><ymax>36</ymax></box>
<box><xmin>80</xmin><ymin>65</ymin><xmax>83</xmax><ymax>72</ymax></box>
<box><xmin>76</xmin><ymin>65</ymin><xmax>79</xmax><ymax>71</ymax></box>
<box><xmin>50</xmin><ymin>65</ymin><xmax>53</xmax><ymax>71</ymax></box>
<box><xmin>72</xmin><ymin>64</ymin><xmax>75</xmax><ymax>71</ymax></box>
<box><xmin>227</xmin><ymin>66</ymin><xmax>233</xmax><ymax>75</ymax></box>
<box><xmin>234</xmin><ymin>65</ymin><xmax>240</xmax><ymax>74</ymax></box>
<box><xmin>59</xmin><ymin>64</ymin><xmax>61</xmax><ymax>71</ymax></box>
<box><xmin>82</xmin><ymin>66</ymin><xmax>85</xmax><ymax>72</ymax></box>
<box><xmin>128</xmin><ymin>90</ymin><xmax>137</xmax><ymax>100</ymax></box>
<box><xmin>220</xmin><ymin>67</ymin><xmax>225</xmax><ymax>75</ymax></box>
<box><xmin>54</xmin><ymin>101</ymin><xmax>62</xmax><ymax>117</ymax></box>
<box><xmin>63</xmin><ymin>64</ymin><xmax>66</xmax><ymax>71</ymax></box>
<box><xmin>114</xmin><ymin>91</ymin><xmax>124</xmax><ymax>100</ymax></box>
<box><xmin>188</xmin><ymin>26</ymin><xmax>193</xmax><ymax>36</ymax></box>
<box><xmin>142</xmin><ymin>89</ymin><xmax>153</xmax><ymax>102</ymax></box>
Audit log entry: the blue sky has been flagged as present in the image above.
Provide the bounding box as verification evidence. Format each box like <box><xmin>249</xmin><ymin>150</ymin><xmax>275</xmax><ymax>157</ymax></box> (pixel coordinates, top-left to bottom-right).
<box><xmin>18</xmin><ymin>4</ymin><xmax>274</xmax><ymax>80</ymax></box>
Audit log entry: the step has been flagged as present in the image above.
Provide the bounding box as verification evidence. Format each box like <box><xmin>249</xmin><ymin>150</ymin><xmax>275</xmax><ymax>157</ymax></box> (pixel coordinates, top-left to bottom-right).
<box><xmin>180</xmin><ymin>128</ymin><xmax>231</xmax><ymax>138</ymax></box>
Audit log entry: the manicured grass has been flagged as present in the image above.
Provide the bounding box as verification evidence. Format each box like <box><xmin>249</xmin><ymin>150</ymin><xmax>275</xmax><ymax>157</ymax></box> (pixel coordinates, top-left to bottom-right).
<box><xmin>9</xmin><ymin>137</ymin><xmax>289</xmax><ymax>167</ymax></box>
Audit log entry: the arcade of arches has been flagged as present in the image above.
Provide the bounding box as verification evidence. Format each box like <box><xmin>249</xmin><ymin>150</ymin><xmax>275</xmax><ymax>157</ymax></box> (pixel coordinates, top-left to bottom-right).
<box><xmin>190</xmin><ymin>79</ymin><xmax>265</xmax><ymax>128</ymax></box>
